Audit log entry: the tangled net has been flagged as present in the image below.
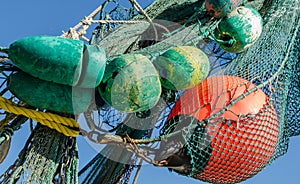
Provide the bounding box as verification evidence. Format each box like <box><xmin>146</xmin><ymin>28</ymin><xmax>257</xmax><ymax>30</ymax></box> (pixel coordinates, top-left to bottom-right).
<box><xmin>0</xmin><ymin>0</ymin><xmax>299</xmax><ymax>183</ymax></box>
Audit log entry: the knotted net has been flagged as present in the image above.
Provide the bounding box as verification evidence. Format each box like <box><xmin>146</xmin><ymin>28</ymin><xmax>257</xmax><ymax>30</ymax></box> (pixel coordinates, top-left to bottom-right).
<box><xmin>0</xmin><ymin>0</ymin><xmax>299</xmax><ymax>183</ymax></box>
<box><xmin>79</xmin><ymin>0</ymin><xmax>299</xmax><ymax>183</ymax></box>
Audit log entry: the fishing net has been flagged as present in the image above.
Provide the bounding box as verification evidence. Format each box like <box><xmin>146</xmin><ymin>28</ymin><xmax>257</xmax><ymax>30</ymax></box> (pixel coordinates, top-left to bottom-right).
<box><xmin>0</xmin><ymin>0</ymin><xmax>299</xmax><ymax>183</ymax></box>
<box><xmin>0</xmin><ymin>124</ymin><xmax>78</xmax><ymax>184</ymax></box>
<box><xmin>79</xmin><ymin>0</ymin><xmax>299</xmax><ymax>183</ymax></box>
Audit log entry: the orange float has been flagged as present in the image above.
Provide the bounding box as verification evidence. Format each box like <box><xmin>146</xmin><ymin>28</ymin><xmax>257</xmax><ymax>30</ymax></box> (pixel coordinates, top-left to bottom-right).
<box><xmin>164</xmin><ymin>75</ymin><xmax>279</xmax><ymax>184</ymax></box>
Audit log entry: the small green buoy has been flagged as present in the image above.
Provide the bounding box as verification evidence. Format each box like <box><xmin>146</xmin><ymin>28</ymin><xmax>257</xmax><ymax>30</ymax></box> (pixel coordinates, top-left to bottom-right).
<box><xmin>153</xmin><ymin>46</ymin><xmax>210</xmax><ymax>90</ymax></box>
<box><xmin>213</xmin><ymin>6</ymin><xmax>263</xmax><ymax>53</ymax></box>
<box><xmin>8</xmin><ymin>71</ymin><xmax>93</xmax><ymax>114</ymax></box>
<box><xmin>98</xmin><ymin>54</ymin><xmax>161</xmax><ymax>113</ymax></box>
<box><xmin>8</xmin><ymin>36</ymin><xmax>106</xmax><ymax>87</ymax></box>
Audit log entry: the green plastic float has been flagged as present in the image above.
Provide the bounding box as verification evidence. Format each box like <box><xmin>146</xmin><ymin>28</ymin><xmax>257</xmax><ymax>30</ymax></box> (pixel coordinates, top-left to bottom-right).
<box><xmin>77</xmin><ymin>44</ymin><xmax>106</xmax><ymax>88</ymax></box>
<box><xmin>153</xmin><ymin>46</ymin><xmax>210</xmax><ymax>90</ymax></box>
<box><xmin>8</xmin><ymin>36</ymin><xmax>106</xmax><ymax>88</ymax></box>
<box><xmin>213</xmin><ymin>6</ymin><xmax>263</xmax><ymax>53</ymax></box>
<box><xmin>98</xmin><ymin>54</ymin><xmax>162</xmax><ymax>113</ymax></box>
<box><xmin>8</xmin><ymin>71</ymin><xmax>93</xmax><ymax>114</ymax></box>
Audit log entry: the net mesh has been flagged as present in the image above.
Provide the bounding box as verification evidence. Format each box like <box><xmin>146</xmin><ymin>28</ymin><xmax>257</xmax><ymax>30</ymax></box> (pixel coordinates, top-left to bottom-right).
<box><xmin>220</xmin><ymin>0</ymin><xmax>300</xmax><ymax>160</ymax></box>
<box><xmin>0</xmin><ymin>0</ymin><xmax>299</xmax><ymax>183</ymax></box>
<box><xmin>79</xmin><ymin>0</ymin><xmax>299</xmax><ymax>183</ymax></box>
<box><xmin>0</xmin><ymin>124</ymin><xmax>78</xmax><ymax>184</ymax></box>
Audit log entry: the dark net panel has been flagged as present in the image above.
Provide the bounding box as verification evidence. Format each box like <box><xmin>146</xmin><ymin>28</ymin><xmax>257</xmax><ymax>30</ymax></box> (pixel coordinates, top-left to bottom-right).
<box><xmin>285</xmin><ymin>29</ymin><xmax>300</xmax><ymax>137</ymax></box>
<box><xmin>0</xmin><ymin>124</ymin><xmax>78</xmax><ymax>184</ymax></box>
<box><xmin>219</xmin><ymin>0</ymin><xmax>300</xmax><ymax>160</ymax></box>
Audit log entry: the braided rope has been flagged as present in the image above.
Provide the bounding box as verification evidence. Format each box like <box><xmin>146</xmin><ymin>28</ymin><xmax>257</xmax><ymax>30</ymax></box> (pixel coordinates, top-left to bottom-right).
<box><xmin>0</xmin><ymin>96</ymin><xmax>80</xmax><ymax>137</ymax></box>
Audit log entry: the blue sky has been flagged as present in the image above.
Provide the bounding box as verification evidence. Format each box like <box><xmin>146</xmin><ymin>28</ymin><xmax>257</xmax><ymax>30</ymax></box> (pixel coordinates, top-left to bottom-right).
<box><xmin>0</xmin><ymin>1</ymin><xmax>299</xmax><ymax>183</ymax></box>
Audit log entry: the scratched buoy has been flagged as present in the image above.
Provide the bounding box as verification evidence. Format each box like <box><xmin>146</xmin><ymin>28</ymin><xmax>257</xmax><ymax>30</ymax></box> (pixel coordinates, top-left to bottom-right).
<box><xmin>98</xmin><ymin>54</ymin><xmax>161</xmax><ymax>113</ymax></box>
<box><xmin>8</xmin><ymin>36</ymin><xmax>106</xmax><ymax>87</ymax></box>
<box><xmin>213</xmin><ymin>6</ymin><xmax>263</xmax><ymax>53</ymax></box>
<box><xmin>8</xmin><ymin>71</ymin><xmax>92</xmax><ymax>114</ymax></box>
<box><xmin>153</xmin><ymin>46</ymin><xmax>210</xmax><ymax>90</ymax></box>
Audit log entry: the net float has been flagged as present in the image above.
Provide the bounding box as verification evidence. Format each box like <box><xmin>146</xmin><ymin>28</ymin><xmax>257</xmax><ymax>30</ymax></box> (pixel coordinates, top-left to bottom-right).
<box><xmin>8</xmin><ymin>36</ymin><xmax>106</xmax><ymax>88</ymax></box>
<box><xmin>7</xmin><ymin>71</ymin><xmax>93</xmax><ymax>114</ymax></box>
<box><xmin>98</xmin><ymin>54</ymin><xmax>161</xmax><ymax>113</ymax></box>
<box><xmin>205</xmin><ymin>0</ymin><xmax>247</xmax><ymax>18</ymax></box>
<box><xmin>213</xmin><ymin>6</ymin><xmax>263</xmax><ymax>53</ymax></box>
<box><xmin>153</xmin><ymin>46</ymin><xmax>210</xmax><ymax>90</ymax></box>
<box><xmin>156</xmin><ymin>75</ymin><xmax>279</xmax><ymax>184</ymax></box>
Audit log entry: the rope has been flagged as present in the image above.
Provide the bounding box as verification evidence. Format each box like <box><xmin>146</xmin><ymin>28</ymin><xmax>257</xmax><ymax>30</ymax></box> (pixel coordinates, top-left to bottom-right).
<box><xmin>90</xmin><ymin>19</ymin><xmax>148</xmax><ymax>24</ymax></box>
<box><xmin>129</xmin><ymin>0</ymin><xmax>152</xmax><ymax>22</ymax></box>
<box><xmin>61</xmin><ymin>4</ymin><xmax>103</xmax><ymax>39</ymax></box>
<box><xmin>0</xmin><ymin>96</ymin><xmax>80</xmax><ymax>137</ymax></box>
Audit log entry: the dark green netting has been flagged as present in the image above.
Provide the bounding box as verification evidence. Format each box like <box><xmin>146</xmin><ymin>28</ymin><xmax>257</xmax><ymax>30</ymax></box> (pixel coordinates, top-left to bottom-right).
<box><xmin>0</xmin><ymin>124</ymin><xmax>78</xmax><ymax>184</ymax></box>
<box><xmin>285</xmin><ymin>31</ymin><xmax>300</xmax><ymax>137</ymax></box>
<box><xmin>0</xmin><ymin>0</ymin><xmax>299</xmax><ymax>183</ymax></box>
<box><xmin>79</xmin><ymin>0</ymin><xmax>299</xmax><ymax>183</ymax></box>
<box><xmin>220</xmin><ymin>0</ymin><xmax>300</xmax><ymax>159</ymax></box>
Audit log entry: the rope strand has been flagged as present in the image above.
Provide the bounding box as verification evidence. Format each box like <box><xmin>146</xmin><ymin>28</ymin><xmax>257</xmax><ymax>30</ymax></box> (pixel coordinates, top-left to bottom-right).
<box><xmin>0</xmin><ymin>96</ymin><xmax>79</xmax><ymax>137</ymax></box>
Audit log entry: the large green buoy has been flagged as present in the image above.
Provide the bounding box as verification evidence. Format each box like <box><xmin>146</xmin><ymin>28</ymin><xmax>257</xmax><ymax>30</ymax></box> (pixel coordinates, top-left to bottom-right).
<box><xmin>8</xmin><ymin>36</ymin><xmax>106</xmax><ymax>87</ymax></box>
<box><xmin>7</xmin><ymin>71</ymin><xmax>92</xmax><ymax>114</ymax></box>
<box><xmin>98</xmin><ymin>54</ymin><xmax>161</xmax><ymax>113</ymax></box>
<box><xmin>153</xmin><ymin>46</ymin><xmax>210</xmax><ymax>90</ymax></box>
<box><xmin>213</xmin><ymin>6</ymin><xmax>263</xmax><ymax>53</ymax></box>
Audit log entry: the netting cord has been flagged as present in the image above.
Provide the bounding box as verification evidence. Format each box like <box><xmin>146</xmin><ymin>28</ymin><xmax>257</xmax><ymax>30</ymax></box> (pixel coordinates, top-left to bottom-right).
<box><xmin>99</xmin><ymin>17</ymin><xmax>300</xmax><ymax>146</ymax></box>
<box><xmin>61</xmin><ymin>5</ymin><xmax>102</xmax><ymax>41</ymax></box>
<box><xmin>154</xmin><ymin>15</ymin><xmax>300</xmax><ymax>144</ymax></box>
<box><xmin>0</xmin><ymin>96</ymin><xmax>80</xmax><ymax>137</ymax></box>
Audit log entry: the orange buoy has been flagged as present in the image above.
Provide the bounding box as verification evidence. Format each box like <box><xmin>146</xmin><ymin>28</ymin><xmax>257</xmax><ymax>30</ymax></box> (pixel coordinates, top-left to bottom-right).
<box><xmin>160</xmin><ymin>75</ymin><xmax>279</xmax><ymax>184</ymax></box>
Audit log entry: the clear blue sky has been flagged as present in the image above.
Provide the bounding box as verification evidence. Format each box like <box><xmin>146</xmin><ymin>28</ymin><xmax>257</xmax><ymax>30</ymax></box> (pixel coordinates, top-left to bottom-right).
<box><xmin>0</xmin><ymin>1</ymin><xmax>299</xmax><ymax>183</ymax></box>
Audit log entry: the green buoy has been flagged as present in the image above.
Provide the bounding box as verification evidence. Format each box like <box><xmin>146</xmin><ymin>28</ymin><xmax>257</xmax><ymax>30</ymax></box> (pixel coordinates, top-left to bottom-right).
<box><xmin>98</xmin><ymin>54</ymin><xmax>161</xmax><ymax>113</ymax></box>
<box><xmin>213</xmin><ymin>6</ymin><xmax>263</xmax><ymax>53</ymax></box>
<box><xmin>8</xmin><ymin>71</ymin><xmax>93</xmax><ymax>114</ymax></box>
<box><xmin>8</xmin><ymin>36</ymin><xmax>106</xmax><ymax>87</ymax></box>
<box><xmin>77</xmin><ymin>44</ymin><xmax>107</xmax><ymax>88</ymax></box>
<box><xmin>153</xmin><ymin>46</ymin><xmax>210</xmax><ymax>90</ymax></box>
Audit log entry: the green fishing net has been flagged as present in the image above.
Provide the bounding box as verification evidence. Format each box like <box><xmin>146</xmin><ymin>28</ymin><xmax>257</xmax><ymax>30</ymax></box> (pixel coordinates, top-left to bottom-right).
<box><xmin>79</xmin><ymin>0</ymin><xmax>299</xmax><ymax>183</ymax></box>
<box><xmin>0</xmin><ymin>124</ymin><xmax>78</xmax><ymax>184</ymax></box>
<box><xmin>0</xmin><ymin>0</ymin><xmax>299</xmax><ymax>183</ymax></box>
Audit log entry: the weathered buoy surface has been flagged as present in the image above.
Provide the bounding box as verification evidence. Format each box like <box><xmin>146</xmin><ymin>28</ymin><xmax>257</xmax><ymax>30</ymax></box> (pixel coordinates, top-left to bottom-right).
<box><xmin>98</xmin><ymin>54</ymin><xmax>161</xmax><ymax>113</ymax></box>
<box><xmin>213</xmin><ymin>6</ymin><xmax>263</xmax><ymax>52</ymax></box>
<box><xmin>8</xmin><ymin>71</ymin><xmax>93</xmax><ymax>114</ymax></box>
<box><xmin>162</xmin><ymin>75</ymin><xmax>278</xmax><ymax>184</ymax></box>
<box><xmin>76</xmin><ymin>44</ymin><xmax>107</xmax><ymax>88</ymax></box>
<box><xmin>8</xmin><ymin>36</ymin><xmax>107</xmax><ymax>88</ymax></box>
<box><xmin>8</xmin><ymin>36</ymin><xmax>84</xmax><ymax>86</ymax></box>
<box><xmin>205</xmin><ymin>0</ymin><xmax>247</xmax><ymax>18</ymax></box>
<box><xmin>153</xmin><ymin>46</ymin><xmax>210</xmax><ymax>90</ymax></box>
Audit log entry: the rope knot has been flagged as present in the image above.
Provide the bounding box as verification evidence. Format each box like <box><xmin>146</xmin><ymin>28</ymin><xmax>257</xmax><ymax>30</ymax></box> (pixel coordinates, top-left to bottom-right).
<box><xmin>81</xmin><ymin>16</ymin><xmax>93</xmax><ymax>26</ymax></box>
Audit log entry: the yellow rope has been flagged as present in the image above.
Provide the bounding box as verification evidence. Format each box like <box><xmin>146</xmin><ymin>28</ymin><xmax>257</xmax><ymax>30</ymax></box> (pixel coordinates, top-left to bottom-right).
<box><xmin>0</xmin><ymin>96</ymin><xmax>80</xmax><ymax>137</ymax></box>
